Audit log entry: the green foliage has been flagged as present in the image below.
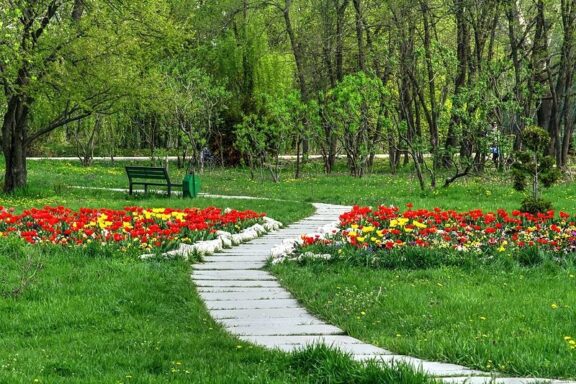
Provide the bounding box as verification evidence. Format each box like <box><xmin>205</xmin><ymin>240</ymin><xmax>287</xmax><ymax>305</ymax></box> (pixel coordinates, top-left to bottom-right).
<box><xmin>296</xmin><ymin>240</ymin><xmax>571</xmax><ymax>270</ymax></box>
<box><xmin>514</xmin><ymin>246</ymin><xmax>545</xmax><ymax>267</ymax></box>
<box><xmin>161</xmin><ymin>65</ymin><xmax>230</xmax><ymax>166</ymax></box>
<box><xmin>519</xmin><ymin>196</ymin><xmax>554</xmax><ymax>214</ymax></box>
<box><xmin>324</xmin><ymin>72</ymin><xmax>388</xmax><ymax>176</ymax></box>
<box><xmin>523</xmin><ymin>126</ymin><xmax>551</xmax><ymax>152</ymax></box>
<box><xmin>234</xmin><ymin>91</ymin><xmax>316</xmax><ymax>181</ymax></box>
<box><xmin>512</xmin><ymin>126</ymin><xmax>561</xmax><ymax>203</ymax></box>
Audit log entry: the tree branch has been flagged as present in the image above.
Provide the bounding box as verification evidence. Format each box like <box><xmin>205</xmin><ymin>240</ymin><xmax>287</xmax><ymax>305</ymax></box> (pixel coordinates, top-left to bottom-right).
<box><xmin>27</xmin><ymin>106</ymin><xmax>92</xmax><ymax>144</ymax></box>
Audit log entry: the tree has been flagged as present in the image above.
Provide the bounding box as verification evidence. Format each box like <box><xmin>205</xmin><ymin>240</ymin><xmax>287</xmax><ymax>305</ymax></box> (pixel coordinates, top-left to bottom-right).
<box><xmin>0</xmin><ymin>0</ymin><xmax>176</xmax><ymax>192</ymax></box>
<box><xmin>512</xmin><ymin>126</ymin><xmax>561</xmax><ymax>212</ymax></box>
<box><xmin>324</xmin><ymin>72</ymin><xmax>385</xmax><ymax>177</ymax></box>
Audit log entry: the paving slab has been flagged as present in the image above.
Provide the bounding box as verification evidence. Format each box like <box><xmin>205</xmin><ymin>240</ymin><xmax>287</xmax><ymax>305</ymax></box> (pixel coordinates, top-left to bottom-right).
<box><xmin>238</xmin><ymin>334</ymin><xmax>367</xmax><ymax>347</ymax></box>
<box><xmin>191</xmin><ymin>270</ymin><xmax>276</xmax><ymax>280</ymax></box>
<box><xmin>210</xmin><ymin>307</ymin><xmax>314</xmax><ymax>320</ymax></box>
<box><xmin>215</xmin><ymin>250</ymin><xmax>270</xmax><ymax>256</ymax></box>
<box><xmin>198</xmin><ymin>290</ymin><xmax>292</xmax><ymax>301</ymax></box>
<box><xmin>201</xmin><ymin>256</ymin><xmax>267</xmax><ymax>262</ymax></box>
<box><xmin>218</xmin><ymin>317</ymin><xmax>326</xmax><ymax>327</ymax></box>
<box><xmin>197</xmin><ymin>287</ymin><xmax>288</xmax><ymax>293</ymax></box>
<box><xmin>240</xmin><ymin>335</ymin><xmax>392</xmax><ymax>355</ymax></box>
<box><xmin>227</xmin><ymin>323</ymin><xmax>344</xmax><ymax>336</ymax></box>
<box><xmin>193</xmin><ymin>279</ymin><xmax>281</xmax><ymax>288</ymax></box>
<box><xmin>204</xmin><ymin>298</ymin><xmax>301</xmax><ymax>310</ymax></box>
<box><xmin>193</xmin><ymin>262</ymin><xmax>265</xmax><ymax>270</ymax></box>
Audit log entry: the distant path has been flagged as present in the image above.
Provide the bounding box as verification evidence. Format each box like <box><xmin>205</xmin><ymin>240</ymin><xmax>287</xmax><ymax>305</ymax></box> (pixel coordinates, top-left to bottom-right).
<box><xmin>193</xmin><ymin>203</ymin><xmax>575</xmax><ymax>384</ymax></box>
<box><xmin>69</xmin><ymin>186</ymin><xmax>296</xmax><ymax>202</ymax></box>
<box><xmin>27</xmin><ymin>154</ymin><xmax>394</xmax><ymax>161</ymax></box>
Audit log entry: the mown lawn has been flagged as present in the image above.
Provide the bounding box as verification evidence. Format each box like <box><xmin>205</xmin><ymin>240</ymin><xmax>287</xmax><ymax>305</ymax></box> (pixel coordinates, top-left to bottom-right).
<box><xmin>2</xmin><ymin>159</ymin><xmax>576</xmax><ymax>381</ymax></box>
<box><xmin>22</xmin><ymin>158</ymin><xmax>576</xmax><ymax>212</ymax></box>
<box><xmin>0</xmin><ymin>160</ymin><xmax>441</xmax><ymax>383</ymax></box>
<box><xmin>272</xmin><ymin>262</ymin><xmax>576</xmax><ymax>379</ymax></box>
<box><xmin>0</xmin><ymin>239</ymin><xmax>439</xmax><ymax>383</ymax></box>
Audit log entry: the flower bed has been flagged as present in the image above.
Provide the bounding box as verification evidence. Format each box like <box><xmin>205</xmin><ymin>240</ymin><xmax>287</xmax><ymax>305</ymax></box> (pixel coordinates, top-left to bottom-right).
<box><xmin>280</xmin><ymin>204</ymin><xmax>576</xmax><ymax>268</ymax></box>
<box><xmin>0</xmin><ymin>205</ymin><xmax>265</xmax><ymax>252</ymax></box>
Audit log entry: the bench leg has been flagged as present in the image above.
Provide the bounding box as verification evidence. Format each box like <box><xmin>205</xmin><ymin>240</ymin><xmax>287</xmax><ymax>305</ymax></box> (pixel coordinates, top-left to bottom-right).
<box><xmin>129</xmin><ymin>184</ymin><xmax>133</xmax><ymax>195</ymax></box>
<box><xmin>144</xmin><ymin>184</ymin><xmax>148</xmax><ymax>194</ymax></box>
<box><xmin>168</xmin><ymin>185</ymin><xmax>171</xmax><ymax>197</ymax></box>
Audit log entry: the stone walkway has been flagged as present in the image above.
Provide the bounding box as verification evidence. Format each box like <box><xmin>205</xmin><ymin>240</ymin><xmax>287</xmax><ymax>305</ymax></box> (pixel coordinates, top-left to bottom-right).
<box><xmin>191</xmin><ymin>203</ymin><xmax>575</xmax><ymax>384</ymax></box>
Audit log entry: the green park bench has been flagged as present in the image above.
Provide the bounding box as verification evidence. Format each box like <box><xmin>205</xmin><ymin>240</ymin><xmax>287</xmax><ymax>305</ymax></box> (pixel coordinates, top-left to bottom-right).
<box><xmin>125</xmin><ymin>166</ymin><xmax>200</xmax><ymax>197</ymax></box>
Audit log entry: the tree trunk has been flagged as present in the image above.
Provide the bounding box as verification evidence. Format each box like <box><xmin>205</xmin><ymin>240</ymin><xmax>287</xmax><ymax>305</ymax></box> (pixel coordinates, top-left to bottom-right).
<box><xmin>445</xmin><ymin>0</ymin><xmax>468</xmax><ymax>166</ymax></box>
<box><xmin>284</xmin><ymin>0</ymin><xmax>308</xmax><ymax>100</ymax></box>
<box><xmin>352</xmin><ymin>0</ymin><xmax>366</xmax><ymax>72</ymax></box>
<box><xmin>505</xmin><ymin>0</ymin><xmax>527</xmax><ymax>149</ymax></box>
<box><xmin>295</xmin><ymin>138</ymin><xmax>302</xmax><ymax>179</ymax></box>
<box><xmin>71</xmin><ymin>0</ymin><xmax>85</xmax><ymax>21</ymax></box>
<box><xmin>2</xmin><ymin>96</ymin><xmax>29</xmax><ymax>192</ymax></box>
<box><xmin>420</xmin><ymin>1</ymin><xmax>439</xmax><ymax>157</ymax></box>
<box><xmin>335</xmin><ymin>0</ymin><xmax>350</xmax><ymax>82</ymax></box>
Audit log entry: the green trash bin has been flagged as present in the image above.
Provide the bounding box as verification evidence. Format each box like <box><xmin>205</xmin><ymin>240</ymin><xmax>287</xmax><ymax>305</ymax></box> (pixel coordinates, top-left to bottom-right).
<box><xmin>182</xmin><ymin>172</ymin><xmax>200</xmax><ymax>198</ymax></box>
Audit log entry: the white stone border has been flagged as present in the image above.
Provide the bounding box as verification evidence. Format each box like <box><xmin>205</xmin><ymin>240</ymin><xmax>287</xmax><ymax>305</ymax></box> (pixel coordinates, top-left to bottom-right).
<box><xmin>140</xmin><ymin>216</ymin><xmax>283</xmax><ymax>260</ymax></box>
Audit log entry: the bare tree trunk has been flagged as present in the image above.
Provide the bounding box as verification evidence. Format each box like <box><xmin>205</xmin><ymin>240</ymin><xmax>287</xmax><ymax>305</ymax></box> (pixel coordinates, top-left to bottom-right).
<box><xmin>420</xmin><ymin>0</ymin><xmax>439</xmax><ymax>158</ymax></box>
<box><xmin>295</xmin><ymin>138</ymin><xmax>302</xmax><ymax>178</ymax></box>
<box><xmin>557</xmin><ymin>0</ymin><xmax>576</xmax><ymax>167</ymax></box>
<box><xmin>2</xmin><ymin>95</ymin><xmax>29</xmax><ymax>192</ymax></box>
<box><xmin>335</xmin><ymin>0</ymin><xmax>350</xmax><ymax>81</ymax></box>
<box><xmin>284</xmin><ymin>0</ymin><xmax>308</xmax><ymax>100</ymax></box>
<box><xmin>352</xmin><ymin>0</ymin><xmax>366</xmax><ymax>72</ymax></box>
<box><xmin>505</xmin><ymin>0</ymin><xmax>527</xmax><ymax>149</ymax></box>
<box><xmin>71</xmin><ymin>0</ymin><xmax>85</xmax><ymax>21</ymax></box>
<box><xmin>445</xmin><ymin>0</ymin><xmax>468</xmax><ymax>166</ymax></box>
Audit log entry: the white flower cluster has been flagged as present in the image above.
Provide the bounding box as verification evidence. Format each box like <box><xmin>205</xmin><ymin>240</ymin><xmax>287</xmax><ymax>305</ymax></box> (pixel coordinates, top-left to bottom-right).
<box><xmin>269</xmin><ymin>221</ymin><xmax>340</xmax><ymax>264</ymax></box>
<box><xmin>140</xmin><ymin>216</ymin><xmax>283</xmax><ymax>261</ymax></box>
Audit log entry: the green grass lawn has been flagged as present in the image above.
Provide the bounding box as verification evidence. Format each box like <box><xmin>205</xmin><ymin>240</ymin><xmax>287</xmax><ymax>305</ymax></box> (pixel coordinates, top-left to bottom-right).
<box><xmin>0</xmin><ymin>160</ymin><xmax>443</xmax><ymax>383</ymax></box>
<box><xmin>2</xmin><ymin>159</ymin><xmax>576</xmax><ymax>381</ymax></box>
<box><xmin>22</xmin><ymin>158</ymin><xmax>576</xmax><ymax>212</ymax></box>
<box><xmin>0</xmin><ymin>236</ymin><xmax>437</xmax><ymax>383</ymax></box>
<box><xmin>271</xmin><ymin>262</ymin><xmax>576</xmax><ymax>379</ymax></box>
<box><xmin>1</xmin><ymin>240</ymin><xmax>295</xmax><ymax>383</ymax></box>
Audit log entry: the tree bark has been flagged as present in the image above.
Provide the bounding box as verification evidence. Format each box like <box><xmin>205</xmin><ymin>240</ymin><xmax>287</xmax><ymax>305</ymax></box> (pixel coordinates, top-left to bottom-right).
<box><xmin>284</xmin><ymin>0</ymin><xmax>308</xmax><ymax>100</ymax></box>
<box><xmin>420</xmin><ymin>1</ymin><xmax>439</xmax><ymax>159</ymax></box>
<box><xmin>352</xmin><ymin>0</ymin><xmax>366</xmax><ymax>72</ymax></box>
<box><xmin>445</xmin><ymin>0</ymin><xmax>468</xmax><ymax>166</ymax></box>
<box><xmin>72</xmin><ymin>0</ymin><xmax>85</xmax><ymax>21</ymax></box>
<box><xmin>335</xmin><ymin>0</ymin><xmax>350</xmax><ymax>82</ymax></box>
<box><xmin>2</xmin><ymin>95</ymin><xmax>29</xmax><ymax>192</ymax></box>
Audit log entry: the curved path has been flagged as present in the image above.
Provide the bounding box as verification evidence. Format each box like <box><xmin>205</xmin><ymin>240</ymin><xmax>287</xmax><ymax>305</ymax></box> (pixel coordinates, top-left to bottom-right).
<box><xmin>192</xmin><ymin>203</ymin><xmax>574</xmax><ymax>384</ymax></box>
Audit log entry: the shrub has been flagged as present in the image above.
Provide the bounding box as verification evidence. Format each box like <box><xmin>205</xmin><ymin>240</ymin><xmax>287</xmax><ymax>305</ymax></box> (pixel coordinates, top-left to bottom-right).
<box><xmin>512</xmin><ymin>126</ymin><xmax>561</xmax><ymax>210</ymax></box>
<box><xmin>520</xmin><ymin>196</ymin><xmax>553</xmax><ymax>214</ymax></box>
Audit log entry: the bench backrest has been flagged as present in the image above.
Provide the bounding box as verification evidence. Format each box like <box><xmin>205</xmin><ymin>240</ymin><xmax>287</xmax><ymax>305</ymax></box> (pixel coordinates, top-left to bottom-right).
<box><xmin>125</xmin><ymin>166</ymin><xmax>171</xmax><ymax>183</ymax></box>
